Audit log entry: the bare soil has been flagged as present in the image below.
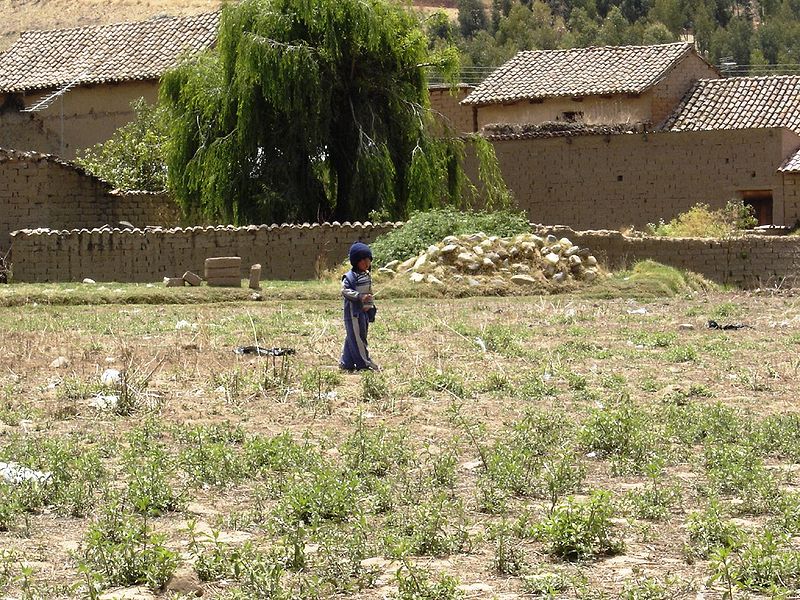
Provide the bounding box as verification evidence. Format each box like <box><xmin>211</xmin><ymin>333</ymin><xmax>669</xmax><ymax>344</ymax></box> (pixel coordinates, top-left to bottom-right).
<box><xmin>0</xmin><ymin>0</ymin><xmax>462</xmax><ymax>52</ymax></box>
<box><xmin>0</xmin><ymin>287</ymin><xmax>798</xmax><ymax>598</ymax></box>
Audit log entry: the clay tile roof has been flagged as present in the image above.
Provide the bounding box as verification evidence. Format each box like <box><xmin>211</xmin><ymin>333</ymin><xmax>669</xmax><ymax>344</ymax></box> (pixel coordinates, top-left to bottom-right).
<box><xmin>664</xmin><ymin>75</ymin><xmax>800</xmax><ymax>134</ymax></box>
<box><xmin>0</xmin><ymin>12</ymin><xmax>219</xmax><ymax>94</ymax></box>
<box><xmin>461</xmin><ymin>42</ymin><xmax>694</xmax><ymax>106</ymax></box>
<box><xmin>780</xmin><ymin>148</ymin><xmax>800</xmax><ymax>173</ymax></box>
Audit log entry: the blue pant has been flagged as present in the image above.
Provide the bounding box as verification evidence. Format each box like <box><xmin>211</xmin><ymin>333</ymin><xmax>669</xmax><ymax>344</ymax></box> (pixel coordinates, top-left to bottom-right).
<box><xmin>340</xmin><ymin>309</ymin><xmax>375</xmax><ymax>370</ymax></box>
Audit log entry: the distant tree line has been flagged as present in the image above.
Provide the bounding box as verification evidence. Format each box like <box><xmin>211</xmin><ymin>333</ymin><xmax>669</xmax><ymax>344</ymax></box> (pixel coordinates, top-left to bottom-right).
<box><xmin>426</xmin><ymin>0</ymin><xmax>800</xmax><ymax>72</ymax></box>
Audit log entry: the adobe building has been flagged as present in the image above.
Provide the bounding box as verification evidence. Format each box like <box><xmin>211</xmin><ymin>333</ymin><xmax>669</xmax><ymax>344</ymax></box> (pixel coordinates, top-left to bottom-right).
<box><xmin>0</xmin><ymin>12</ymin><xmax>218</xmax><ymax>160</ymax></box>
<box><xmin>462</xmin><ymin>45</ymin><xmax>800</xmax><ymax>229</ymax></box>
<box><xmin>461</xmin><ymin>42</ymin><xmax>719</xmax><ymax>131</ymax></box>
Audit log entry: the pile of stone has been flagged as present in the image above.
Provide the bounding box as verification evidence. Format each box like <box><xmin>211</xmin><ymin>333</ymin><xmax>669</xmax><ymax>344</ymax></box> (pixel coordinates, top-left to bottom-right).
<box><xmin>377</xmin><ymin>232</ymin><xmax>600</xmax><ymax>288</ymax></box>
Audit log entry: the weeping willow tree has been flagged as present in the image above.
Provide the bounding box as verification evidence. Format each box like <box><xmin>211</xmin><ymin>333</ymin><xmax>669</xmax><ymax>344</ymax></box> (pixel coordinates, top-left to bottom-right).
<box><xmin>160</xmin><ymin>0</ymin><xmax>509</xmax><ymax>224</ymax></box>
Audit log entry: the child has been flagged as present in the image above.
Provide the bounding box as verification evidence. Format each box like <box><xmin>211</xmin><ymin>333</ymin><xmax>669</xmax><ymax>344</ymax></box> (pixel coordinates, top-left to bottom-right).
<box><xmin>340</xmin><ymin>241</ymin><xmax>380</xmax><ymax>371</ymax></box>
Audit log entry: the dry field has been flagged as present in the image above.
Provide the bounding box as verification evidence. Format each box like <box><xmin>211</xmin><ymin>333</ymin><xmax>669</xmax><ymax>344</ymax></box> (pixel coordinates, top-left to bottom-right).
<box><xmin>1</xmin><ymin>281</ymin><xmax>800</xmax><ymax>599</ymax></box>
<box><xmin>0</xmin><ymin>0</ymin><xmax>461</xmax><ymax>52</ymax></box>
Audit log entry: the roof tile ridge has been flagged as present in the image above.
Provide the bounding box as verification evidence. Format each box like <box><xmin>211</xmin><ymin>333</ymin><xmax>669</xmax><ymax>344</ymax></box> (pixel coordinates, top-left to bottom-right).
<box><xmin>10</xmin><ymin>10</ymin><xmax>220</xmax><ymax>39</ymax></box>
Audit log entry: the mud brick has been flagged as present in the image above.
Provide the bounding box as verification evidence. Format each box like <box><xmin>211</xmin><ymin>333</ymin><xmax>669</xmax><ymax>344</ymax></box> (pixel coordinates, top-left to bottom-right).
<box><xmin>249</xmin><ymin>264</ymin><xmax>262</xmax><ymax>290</ymax></box>
<box><xmin>164</xmin><ymin>277</ymin><xmax>185</xmax><ymax>287</ymax></box>
<box><xmin>182</xmin><ymin>271</ymin><xmax>202</xmax><ymax>286</ymax></box>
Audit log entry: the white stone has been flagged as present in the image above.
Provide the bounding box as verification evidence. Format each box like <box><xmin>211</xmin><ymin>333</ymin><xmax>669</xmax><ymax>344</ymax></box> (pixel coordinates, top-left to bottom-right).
<box><xmin>82</xmin><ymin>278</ymin><xmax>96</xmax><ymax>284</ymax></box>
<box><xmin>426</xmin><ymin>274</ymin><xmax>444</xmax><ymax>285</ymax></box>
<box><xmin>583</xmin><ymin>268</ymin><xmax>598</xmax><ymax>281</ymax></box>
<box><xmin>569</xmin><ymin>255</ymin><xmax>582</xmax><ymax>266</ymax></box>
<box><xmin>440</xmin><ymin>244</ymin><xmax>458</xmax><ymax>254</ymax></box>
<box><xmin>552</xmin><ymin>272</ymin><xmax>567</xmax><ymax>283</ymax></box>
<box><xmin>467</xmin><ymin>278</ymin><xmax>481</xmax><ymax>287</ymax></box>
<box><xmin>409</xmin><ymin>272</ymin><xmax>425</xmax><ymax>283</ymax></box>
<box><xmin>384</xmin><ymin>260</ymin><xmax>400</xmax><ymax>270</ymax></box>
<box><xmin>50</xmin><ymin>356</ymin><xmax>69</xmax><ymax>368</ymax></box>
<box><xmin>511</xmin><ymin>274</ymin><xmax>538</xmax><ymax>285</ymax></box>
<box><xmin>412</xmin><ymin>254</ymin><xmax>427</xmax><ymax>270</ymax></box>
<box><xmin>587</xmin><ymin>255</ymin><xmax>598</xmax><ymax>265</ymax></box>
<box><xmin>482</xmin><ymin>257</ymin><xmax>496</xmax><ymax>268</ymax></box>
<box><xmin>544</xmin><ymin>253</ymin><xmax>561</xmax><ymax>266</ymax></box>
<box><xmin>398</xmin><ymin>257</ymin><xmax>416</xmax><ymax>272</ymax></box>
<box><xmin>472</xmin><ymin>245</ymin><xmax>484</xmax><ymax>256</ymax></box>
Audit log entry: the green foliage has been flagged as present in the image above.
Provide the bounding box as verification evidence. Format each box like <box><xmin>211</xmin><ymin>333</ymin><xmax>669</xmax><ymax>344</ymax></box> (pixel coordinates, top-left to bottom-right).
<box><xmin>78</xmin><ymin>498</ymin><xmax>178</xmax><ymax>590</ymax></box>
<box><xmin>538</xmin><ymin>490</ymin><xmax>625</xmax><ymax>560</ymax></box>
<box><xmin>579</xmin><ymin>395</ymin><xmax>665</xmax><ymax>474</ymax></box>
<box><xmin>685</xmin><ymin>500</ymin><xmax>743</xmax><ymax>559</ymax></box>
<box><xmin>160</xmin><ymin>0</ymin><xmax>512</xmax><ymax>224</ymax></box>
<box><xmin>587</xmin><ymin>260</ymin><xmax>715</xmax><ymax>299</ymax></box>
<box><xmin>646</xmin><ymin>200</ymin><xmax>757</xmax><ymax>238</ymax></box>
<box><xmin>371</xmin><ymin>207</ymin><xmax>530</xmax><ymax>265</ymax></box>
<box><xmin>76</xmin><ymin>98</ymin><xmax>168</xmax><ymax>192</ymax></box>
<box><xmin>395</xmin><ymin>562</ymin><xmax>464</xmax><ymax>600</ymax></box>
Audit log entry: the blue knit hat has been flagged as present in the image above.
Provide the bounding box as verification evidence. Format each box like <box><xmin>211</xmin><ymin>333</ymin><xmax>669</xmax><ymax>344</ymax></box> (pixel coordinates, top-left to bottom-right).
<box><xmin>349</xmin><ymin>241</ymin><xmax>372</xmax><ymax>267</ymax></box>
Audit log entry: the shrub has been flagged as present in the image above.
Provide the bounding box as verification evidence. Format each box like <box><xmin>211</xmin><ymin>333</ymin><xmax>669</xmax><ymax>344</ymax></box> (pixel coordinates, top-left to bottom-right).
<box><xmin>538</xmin><ymin>490</ymin><xmax>624</xmax><ymax>560</ymax></box>
<box><xmin>370</xmin><ymin>207</ymin><xmax>530</xmax><ymax>265</ymax></box>
<box><xmin>646</xmin><ymin>200</ymin><xmax>757</xmax><ymax>238</ymax></box>
<box><xmin>76</xmin><ymin>98</ymin><xmax>168</xmax><ymax>192</ymax></box>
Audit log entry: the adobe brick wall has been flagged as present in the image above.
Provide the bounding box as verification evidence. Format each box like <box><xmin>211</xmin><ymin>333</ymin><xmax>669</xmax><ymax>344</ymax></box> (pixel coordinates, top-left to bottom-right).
<box><xmin>9</xmin><ymin>222</ymin><xmax>800</xmax><ymax>288</ymax></box>
<box><xmin>538</xmin><ymin>225</ymin><xmax>800</xmax><ymax>289</ymax></box>
<box><xmin>479</xmin><ymin>127</ymin><xmax>800</xmax><ymax>228</ymax></box>
<box><xmin>650</xmin><ymin>53</ymin><xmax>719</xmax><ymax>126</ymax></box>
<box><xmin>9</xmin><ymin>222</ymin><xmax>399</xmax><ymax>283</ymax></box>
<box><xmin>0</xmin><ymin>148</ymin><xmax>181</xmax><ymax>251</ymax></box>
<box><xmin>429</xmin><ymin>85</ymin><xmax>474</xmax><ymax>134</ymax></box>
<box><xmin>475</xmin><ymin>53</ymin><xmax>718</xmax><ymax>131</ymax></box>
<box><xmin>0</xmin><ymin>81</ymin><xmax>158</xmax><ymax>160</ymax></box>
<box><xmin>783</xmin><ymin>172</ymin><xmax>800</xmax><ymax>226</ymax></box>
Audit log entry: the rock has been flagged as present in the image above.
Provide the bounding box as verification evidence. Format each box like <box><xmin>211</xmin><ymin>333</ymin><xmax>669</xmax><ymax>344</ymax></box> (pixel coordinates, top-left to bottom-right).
<box><xmin>82</xmin><ymin>278</ymin><xmax>96</xmax><ymax>284</ymax></box>
<box><xmin>249</xmin><ymin>264</ymin><xmax>262</xmax><ymax>290</ymax></box>
<box><xmin>377</xmin><ymin>267</ymin><xmax>396</xmax><ymax>277</ymax></box>
<box><xmin>583</xmin><ymin>268</ymin><xmax>598</xmax><ymax>281</ymax></box>
<box><xmin>50</xmin><ymin>356</ymin><xmax>70</xmax><ymax>368</ymax></box>
<box><xmin>426</xmin><ymin>274</ymin><xmax>444</xmax><ymax>285</ymax></box>
<box><xmin>98</xmin><ymin>586</ymin><xmax>156</xmax><ymax>600</ymax></box>
<box><xmin>587</xmin><ymin>255</ymin><xmax>598</xmax><ymax>266</ymax></box>
<box><xmin>552</xmin><ymin>272</ymin><xmax>567</xmax><ymax>283</ymax></box>
<box><xmin>678</xmin><ymin>323</ymin><xmax>695</xmax><ymax>330</ymax></box>
<box><xmin>412</xmin><ymin>254</ymin><xmax>428</xmax><ymax>270</ymax></box>
<box><xmin>545</xmin><ymin>234</ymin><xmax>558</xmax><ymax>244</ymax></box>
<box><xmin>544</xmin><ymin>253</ymin><xmax>561</xmax><ymax>266</ymax></box>
<box><xmin>409</xmin><ymin>272</ymin><xmax>425</xmax><ymax>283</ymax></box>
<box><xmin>511</xmin><ymin>274</ymin><xmax>539</xmax><ymax>286</ymax></box>
<box><xmin>467</xmin><ymin>278</ymin><xmax>481</xmax><ymax>287</ymax></box>
<box><xmin>183</xmin><ymin>271</ymin><xmax>202</xmax><ymax>286</ymax></box>
<box><xmin>165</xmin><ymin>566</ymin><xmax>203</xmax><ymax>596</ymax></box>
<box><xmin>569</xmin><ymin>255</ymin><xmax>583</xmax><ymax>268</ymax></box>
<box><xmin>459</xmin><ymin>583</ymin><xmax>494</xmax><ymax>593</ymax></box>
<box><xmin>164</xmin><ymin>277</ymin><xmax>185</xmax><ymax>287</ymax></box>
<box><xmin>397</xmin><ymin>257</ymin><xmax>416</xmax><ymax>272</ymax></box>
<box><xmin>384</xmin><ymin>260</ymin><xmax>400</xmax><ymax>270</ymax></box>
<box><xmin>440</xmin><ymin>244</ymin><xmax>458</xmax><ymax>254</ymax></box>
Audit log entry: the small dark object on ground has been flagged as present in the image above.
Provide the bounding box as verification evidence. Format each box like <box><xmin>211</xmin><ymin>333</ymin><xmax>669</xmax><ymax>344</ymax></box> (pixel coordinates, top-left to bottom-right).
<box><xmin>234</xmin><ymin>346</ymin><xmax>296</xmax><ymax>356</ymax></box>
<box><xmin>707</xmin><ymin>320</ymin><xmax>753</xmax><ymax>330</ymax></box>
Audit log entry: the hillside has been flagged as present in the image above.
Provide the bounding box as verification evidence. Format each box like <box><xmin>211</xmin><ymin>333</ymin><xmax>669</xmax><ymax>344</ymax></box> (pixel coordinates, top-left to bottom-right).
<box><xmin>0</xmin><ymin>0</ymin><xmax>458</xmax><ymax>52</ymax></box>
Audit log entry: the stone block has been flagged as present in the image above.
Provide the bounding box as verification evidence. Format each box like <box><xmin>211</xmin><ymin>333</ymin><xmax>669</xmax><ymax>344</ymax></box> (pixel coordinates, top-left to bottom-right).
<box><xmin>206</xmin><ymin>276</ymin><xmax>242</xmax><ymax>287</ymax></box>
<box><xmin>182</xmin><ymin>271</ymin><xmax>202</xmax><ymax>286</ymax></box>
<box><xmin>249</xmin><ymin>264</ymin><xmax>261</xmax><ymax>290</ymax></box>
<box><xmin>164</xmin><ymin>277</ymin><xmax>184</xmax><ymax>287</ymax></box>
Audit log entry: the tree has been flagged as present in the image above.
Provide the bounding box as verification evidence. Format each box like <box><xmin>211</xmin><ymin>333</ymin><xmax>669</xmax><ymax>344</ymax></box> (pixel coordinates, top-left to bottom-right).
<box><xmin>76</xmin><ymin>98</ymin><xmax>168</xmax><ymax>191</ymax></box>
<box><xmin>458</xmin><ymin>0</ymin><xmax>489</xmax><ymax>38</ymax></box>
<box><xmin>160</xmin><ymin>0</ymin><xmax>500</xmax><ymax>225</ymax></box>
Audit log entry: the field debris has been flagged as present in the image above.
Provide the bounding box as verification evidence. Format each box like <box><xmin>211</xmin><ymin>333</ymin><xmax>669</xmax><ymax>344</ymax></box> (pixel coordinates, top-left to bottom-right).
<box><xmin>0</xmin><ymin>461</ymin><xmax>52</xmax><ymax>484</ymax></box>
<box><xmin>378</xmin><ymin>232</ymin><xmax>601</xmax><ymax>287</ymax></box>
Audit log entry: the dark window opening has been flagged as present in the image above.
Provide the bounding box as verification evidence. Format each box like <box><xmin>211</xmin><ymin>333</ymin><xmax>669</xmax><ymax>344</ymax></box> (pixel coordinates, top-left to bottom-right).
<box><xmin>740</xmin><ymin>190</ymin><xmax>773</xmax><ymax>226</ymax></box>
<box><xmin>560</xmin><ymin>111</ymin><xmax>583</xmax><ymax>123</ymax></box>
